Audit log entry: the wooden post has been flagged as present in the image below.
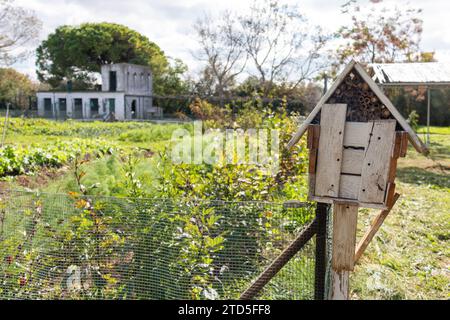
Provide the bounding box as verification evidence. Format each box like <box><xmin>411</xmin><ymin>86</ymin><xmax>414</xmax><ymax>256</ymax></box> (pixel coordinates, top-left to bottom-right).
<box><xmin>329</xmin><ymin>202</ymin><xmax>358</xmax><ymax>300</ymax></box>
<box><xmin>314</xmin><ymin>202</ymin><xmax>329</xmax><ymax>300</ymax></box>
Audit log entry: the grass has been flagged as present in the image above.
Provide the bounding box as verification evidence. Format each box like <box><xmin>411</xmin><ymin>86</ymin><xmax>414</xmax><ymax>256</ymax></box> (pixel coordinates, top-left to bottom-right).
<box><xmin>417</xmin><ymin>125</ymin><xmax>450</xmax><ymax>135</ymax></box>
<box><xmin>351</xmin><ymin>129</ymin><xmax>449</xmax><ymax>300</ymax></box>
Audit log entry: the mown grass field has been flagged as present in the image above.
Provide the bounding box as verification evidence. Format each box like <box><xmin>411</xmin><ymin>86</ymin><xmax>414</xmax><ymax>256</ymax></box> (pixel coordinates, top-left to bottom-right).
<box><xmin>352</xmin><ymin>126</ymin><xmax>449</xmax><ymax>299</ymax></box>
<box><xmin>0</xmin><ymin>118</ymin><xmax>448</xmax><ymax>299</ymax></box>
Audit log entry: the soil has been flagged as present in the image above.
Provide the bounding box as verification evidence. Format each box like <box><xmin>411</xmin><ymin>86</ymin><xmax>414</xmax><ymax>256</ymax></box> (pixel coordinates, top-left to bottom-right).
<box><xmin>0</xmin><ymin>165</ymin><xmax>70</xmax><ymax>192</ymax></box>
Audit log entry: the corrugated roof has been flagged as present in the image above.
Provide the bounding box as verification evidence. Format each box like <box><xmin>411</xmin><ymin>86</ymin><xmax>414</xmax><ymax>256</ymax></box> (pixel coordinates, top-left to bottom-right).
<box><xmin>371</xmin><ymin>62</ymin><xmax>450</xmax><ymax>85</ymax></box>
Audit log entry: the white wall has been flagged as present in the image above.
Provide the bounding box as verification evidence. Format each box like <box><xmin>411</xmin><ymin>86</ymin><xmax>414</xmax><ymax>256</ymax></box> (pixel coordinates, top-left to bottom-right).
<box><xmin>101</xmin><ymin>63</ymin><xmax>152</xmax><ymax>96</ymax></box>
<box><xmin>37</xmin><ymin>92</ymin><xmax>126</xmax><ymax>120</ymax></box>
<box><xmin>37</xmin><ymin>63</ymin><xmax>153</xmax><ymax>121</ymax></box>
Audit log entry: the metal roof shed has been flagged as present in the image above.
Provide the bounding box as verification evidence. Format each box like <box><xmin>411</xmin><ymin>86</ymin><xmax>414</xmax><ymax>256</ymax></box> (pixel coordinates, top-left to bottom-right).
<box><xmin>370</xmin><ymin>62</ymin><xmax>450</xmax><ymax>145</ymax></box>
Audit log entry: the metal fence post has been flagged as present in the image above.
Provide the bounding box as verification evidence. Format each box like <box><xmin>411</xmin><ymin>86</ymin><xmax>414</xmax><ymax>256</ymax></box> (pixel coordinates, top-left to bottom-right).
<box><xmin>314</xmin><ymin>202</ymin><xmax>329</xmax><ymax>300</ymax></box>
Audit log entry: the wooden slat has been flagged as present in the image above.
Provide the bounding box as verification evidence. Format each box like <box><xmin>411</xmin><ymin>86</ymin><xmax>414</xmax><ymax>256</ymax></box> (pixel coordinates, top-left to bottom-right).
<box><xmin>332</xmin><ymin>203</ymin><xmax>358</xmax><ymax>271</ymax></box>
<box><xmin>287</xmin><ymin>61</ymin><xmax>358</xmax><ymax>149</ymax></box>
<box><xmin>358</xmin><ymin>120</ymin><xmax>396</xmax><ymax>203</ymax></box>
<box><xmin>309</xmin><ymin>196</ymin><xmax>388</xmax><ymax>210</ymax></box>
<box><xmin>307</xmin><ymin>125</ymin><xmax>320</xmax><ymax>151</ymax></box>
<box><xmin>343</xmin><ymin>122</ymin><xmax>370</xmax><ymax>148</ymax></box>
<box><xmin>387</xmin><ymin>155</ymin><xmax>399</xmax><ymax>184</ymax></box>
<box><xmin>393</xmin><ymin>132</ymin><xmax>403</xmax><ymax>159</ymax></box>
<box><xmin>308</xmin><ymin>125</ymin><xmax>320</xmax><ymax>198</ymax></box>
<box><xmin>308</xmin><ymin>179</ymin><xmax>316</xmax><ymax>201</ymax></box>
<box><xmin>400</xmin><ymin>131</ymin><xmax>409</xmax><ymax>157</ymax></box>
<box><xmin>308</xmin><ymin>127</ymin><xmax>320</xmax><ymax>171</ymax></box>
<box><xmin>307</xmin><ymin>126</ymin><xmax>313</xmax><ymax>149</ymax></box>
<box><xmin>315</xmin><ymin>104</ymin><xmax>347</xmax><ymax>197</ymax></box>
<box><xmin>354</xmin><ymin>192</ymin><xmax>400</xmax><ymax>263</ymax></box>
<box><xmin>388</xmin><ymin>133</ymin><xmax>403</xmax><ymax>183</ymax></box>
<box><xmin>341</xmin><ymin>148</ymin><xmax>364</xmax><ymax>175</ymax></box>
<box><xmin>339</xmin><ymin>174</ymin><xmax>361</xmax><ymax>200</ymax></box>
<box><xmin>385</xmin><ymin>182</ymin><xmax>397</xmax><ymax>205</ymax></box>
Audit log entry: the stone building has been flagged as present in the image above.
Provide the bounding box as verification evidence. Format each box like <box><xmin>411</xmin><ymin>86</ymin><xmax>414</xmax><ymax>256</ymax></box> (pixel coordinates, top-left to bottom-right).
<box><xmin>36</xmin><ymin>63</ymin><xmax>162</xmax><ymax>120</ymax></box>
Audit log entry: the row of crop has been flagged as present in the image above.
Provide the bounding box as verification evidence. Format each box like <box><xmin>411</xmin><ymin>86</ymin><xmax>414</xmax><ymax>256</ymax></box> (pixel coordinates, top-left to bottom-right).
<box><xmin>0</xmin><ymin>139</ymin><xmax>116</xmax><ymax>177</ymax></box>
<box><xmin>5</xmin><ymin>118</ymin><xmax>192</xmax><ymax>141</ymax></box>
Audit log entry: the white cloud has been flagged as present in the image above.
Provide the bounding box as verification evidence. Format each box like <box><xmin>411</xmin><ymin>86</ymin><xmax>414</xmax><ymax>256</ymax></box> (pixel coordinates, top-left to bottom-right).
<box><xmin>10</xmin><ymin>0</ymin><xmax>450</xmax><ymax>79</ymax></box>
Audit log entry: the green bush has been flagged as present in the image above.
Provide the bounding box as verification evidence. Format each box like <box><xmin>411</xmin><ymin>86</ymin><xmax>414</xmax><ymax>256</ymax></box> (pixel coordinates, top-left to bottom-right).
<box><xmin>407</xmin><ymin>110</ymin><xmax>420</xmax><ymax>132</ymax></box>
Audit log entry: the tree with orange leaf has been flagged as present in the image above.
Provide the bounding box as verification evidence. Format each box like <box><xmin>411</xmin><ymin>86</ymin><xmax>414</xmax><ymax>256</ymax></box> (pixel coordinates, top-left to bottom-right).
<box><xmin>334</xmin><ymin>0</ymin><xmax>434</xmax><ymax>69</ymax></box>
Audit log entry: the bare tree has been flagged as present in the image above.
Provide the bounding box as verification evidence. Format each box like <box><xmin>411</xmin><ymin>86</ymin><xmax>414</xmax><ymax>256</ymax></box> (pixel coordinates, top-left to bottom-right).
<box><xmin>193</xmin><ymin>12</ymin><xmax>247</xmax><ymax>104</ymax></box>
<box><xmin>0</xmin><ymin>0</ymin><xmax>42</xmax><ymax>66</ymax></box>
<box><xmin>238</xmin><ymin>0</ymin><xmax>329</xmax><ymax>95</ymax></box>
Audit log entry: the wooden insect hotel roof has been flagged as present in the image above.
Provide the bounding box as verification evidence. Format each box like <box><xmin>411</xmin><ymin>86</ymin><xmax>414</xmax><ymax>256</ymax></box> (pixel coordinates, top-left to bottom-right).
<box><xmin>288</xmin><ymin>60</ymin><xmax>428</xmax><ymax>155</ymax></box>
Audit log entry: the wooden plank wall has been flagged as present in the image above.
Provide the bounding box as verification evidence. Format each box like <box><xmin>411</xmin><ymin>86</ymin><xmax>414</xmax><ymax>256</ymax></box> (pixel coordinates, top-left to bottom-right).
<box><xmin>358</xmin><ymin>120</ymin><xmax>396</xmax><ymax>203</ymax></box>
<box><xmin>315</xmin><ymin>104</ymin><xmax>347</xmax><ymax>197</ymax></box>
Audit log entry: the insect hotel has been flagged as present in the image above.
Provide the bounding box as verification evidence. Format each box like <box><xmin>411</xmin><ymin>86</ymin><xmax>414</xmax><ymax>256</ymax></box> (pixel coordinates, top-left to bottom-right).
<box><xmin>288</xmin><ymin>60</ymin><xmax>429</xmax><ymax>299</ymax></box>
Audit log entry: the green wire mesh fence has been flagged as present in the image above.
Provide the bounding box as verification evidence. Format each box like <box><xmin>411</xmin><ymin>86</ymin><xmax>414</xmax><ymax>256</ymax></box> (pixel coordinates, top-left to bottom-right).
<box><xmin>0</xmin><ymin>191</ymin><xmax>317</xmax><ymax>300</ymax></box>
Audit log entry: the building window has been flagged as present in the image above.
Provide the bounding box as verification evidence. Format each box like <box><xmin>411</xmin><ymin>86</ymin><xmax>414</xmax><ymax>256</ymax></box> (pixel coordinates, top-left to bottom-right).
<box><xmin>59</xmin><ymin>98</ymin><xmax>67</xmax><ymax>119</ymax></box>
<box><xmin>133</xmin><ymin>73</ymin><xmax>137</xmax><ymax>89</ymax></box>
<box><xmin>73</xmin><ymin>98</ymin><xmax>83</xmax><ymax>119</ymax></box>
<box><xmin>44</xmin><ymin>98</ymin><xmax>52</xmax><ymax>118</ymax></box>
<box><xmin>109</xmin><ymin>71</ymin><xmax>117</xmax><ymax>92</ymax></box>
<box><xmin>131</xmin><ymin>100</ymin><xmax>137</xmax><ymax>119</ymax></box>
<box><xmin>108</xmin><ymin>98</ymin><xmax>115</xmax><ymax>114</ymax></box>
<box><xmin>90</xmin><ymin>99</ymin><xmax>99</xmax><ymax>118</ymax></box>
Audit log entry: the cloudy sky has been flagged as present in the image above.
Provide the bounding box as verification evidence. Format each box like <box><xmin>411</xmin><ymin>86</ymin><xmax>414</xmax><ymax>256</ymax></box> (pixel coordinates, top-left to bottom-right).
<box><xmin>12</xmin><ymin>0</ymin><xmax>450</xmax><ymax>79</ymax></box>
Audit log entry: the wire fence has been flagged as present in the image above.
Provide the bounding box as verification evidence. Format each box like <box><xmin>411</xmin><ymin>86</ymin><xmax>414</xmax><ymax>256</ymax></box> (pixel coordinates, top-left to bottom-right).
<box><xmin>0</xmin><ymin>191</ymin><xmax>318</xmax><ymax>300</ymax></box>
